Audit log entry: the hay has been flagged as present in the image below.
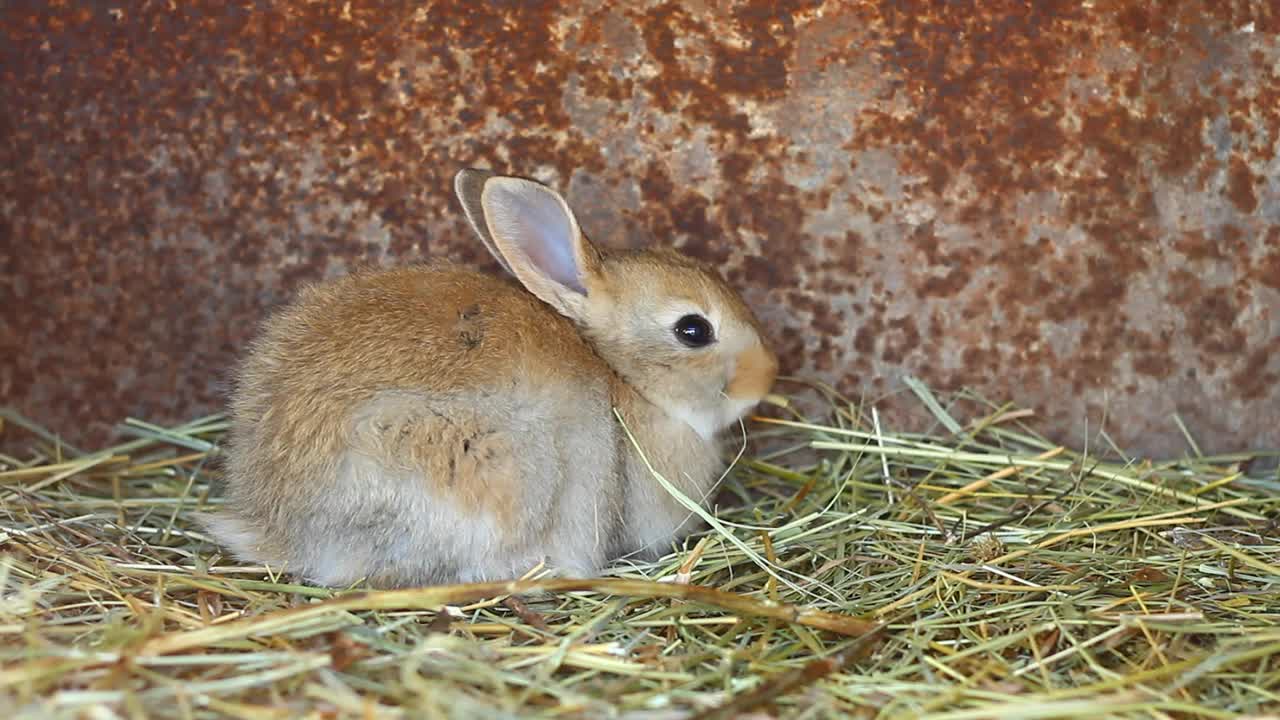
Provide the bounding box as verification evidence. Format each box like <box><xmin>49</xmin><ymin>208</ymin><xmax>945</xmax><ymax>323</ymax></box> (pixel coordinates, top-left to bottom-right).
<box><xmin>1</xmin><ymin>380</ymin><xmax>1278</xmax><ymax>719</ymax></box>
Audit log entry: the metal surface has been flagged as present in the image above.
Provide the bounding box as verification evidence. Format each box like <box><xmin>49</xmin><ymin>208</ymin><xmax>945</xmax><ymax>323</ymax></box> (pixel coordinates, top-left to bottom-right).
<box><xmin>3</xmin><ymin>2</ymin><xmax>1278</xmax><ymax>455</ymax></box>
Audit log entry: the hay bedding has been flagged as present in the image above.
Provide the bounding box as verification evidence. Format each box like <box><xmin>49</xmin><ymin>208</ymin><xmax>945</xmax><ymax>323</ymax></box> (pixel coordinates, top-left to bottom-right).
<box><xmin>1</xmin><ymin>381</ymin><xmax>1278</xmax><ymax>719</ymax></box>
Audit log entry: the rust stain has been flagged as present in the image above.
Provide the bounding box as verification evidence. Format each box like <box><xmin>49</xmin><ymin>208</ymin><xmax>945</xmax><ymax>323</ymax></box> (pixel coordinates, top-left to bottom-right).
<box><xmin>2</xmin><ymin>0</ymin><xmax>1279</xmax><ymax>458</ymax></box>
<box><xmin>1226</xmin><ymin>155</ymin><xmax>1260</xmax><ymax>213</ymax></box>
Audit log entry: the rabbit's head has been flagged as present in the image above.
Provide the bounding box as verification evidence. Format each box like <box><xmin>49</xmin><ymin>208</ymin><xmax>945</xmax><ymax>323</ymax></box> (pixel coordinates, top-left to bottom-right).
<box><xmin>456</xmin><ymin>169</ymin><xmax>778</xmax><ymax>439</ymax></box>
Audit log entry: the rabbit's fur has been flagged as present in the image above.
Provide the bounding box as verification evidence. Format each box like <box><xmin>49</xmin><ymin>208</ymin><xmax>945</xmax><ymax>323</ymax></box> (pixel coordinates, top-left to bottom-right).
<box><xmin>202</xmin><ymin>170</ymin><xmax>778</xmax><ymax>587</ymax></box>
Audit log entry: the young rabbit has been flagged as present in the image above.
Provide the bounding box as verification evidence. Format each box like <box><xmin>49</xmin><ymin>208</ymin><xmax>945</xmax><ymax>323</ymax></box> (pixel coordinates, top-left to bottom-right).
<box><xmin>202</xmin><ymin>169</ymin><xmax>779</xmax><ymax>588</ymax></box>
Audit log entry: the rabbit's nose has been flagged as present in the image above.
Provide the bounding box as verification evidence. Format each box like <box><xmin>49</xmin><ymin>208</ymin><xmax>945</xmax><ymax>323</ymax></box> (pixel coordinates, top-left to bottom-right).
<box><xmin>725</xmin><ymin>343</ymin><xmax>778</xmax><ymax>401</ymax></box>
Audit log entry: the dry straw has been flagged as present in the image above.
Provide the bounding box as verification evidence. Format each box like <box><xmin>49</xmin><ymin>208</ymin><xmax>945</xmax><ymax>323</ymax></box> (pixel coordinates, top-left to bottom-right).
<box><xmin>1</xmin><ymin>378</ymin><xmax>1277</xmax><ymax>719</ymax></box>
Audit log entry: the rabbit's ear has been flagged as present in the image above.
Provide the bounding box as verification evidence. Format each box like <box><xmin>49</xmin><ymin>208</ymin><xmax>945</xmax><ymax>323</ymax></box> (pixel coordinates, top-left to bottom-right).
<box><xmin>454</xmin><ymin>168</ymin><xmax>515</xmax><ymax>276</ymax></box>
<box><xmin>478</xmin><ymin>176</ymin><xmax>602</xmax><ymax>319</ymax></box>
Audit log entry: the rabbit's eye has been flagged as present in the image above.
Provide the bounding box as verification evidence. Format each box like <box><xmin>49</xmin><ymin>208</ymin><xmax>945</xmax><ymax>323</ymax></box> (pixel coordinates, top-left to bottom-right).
<box><xmin>674</xmin><ymin>314</ymin><xmax>715</xmax><ymax>348</ymax></box>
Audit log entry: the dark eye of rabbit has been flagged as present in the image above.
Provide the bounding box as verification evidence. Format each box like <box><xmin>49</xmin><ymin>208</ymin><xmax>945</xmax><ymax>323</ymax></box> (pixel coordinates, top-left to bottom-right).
<box><xmin>674</xmin><ymin>314</ymin><xmax>715</xmax><ymax>348</ymax></box>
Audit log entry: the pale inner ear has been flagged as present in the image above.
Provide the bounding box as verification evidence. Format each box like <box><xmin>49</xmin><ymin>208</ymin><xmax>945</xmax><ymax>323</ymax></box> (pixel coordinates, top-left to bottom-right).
<box><xmin>482</xmin><ymin>179</ymin><xmax>586</xmax><ymax>294</ymax></box>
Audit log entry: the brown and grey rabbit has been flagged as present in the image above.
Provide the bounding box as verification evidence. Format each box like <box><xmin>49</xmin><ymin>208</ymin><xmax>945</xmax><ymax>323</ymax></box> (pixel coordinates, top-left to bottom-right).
<box><xmin>201</xmin><ymin>169</ymin><xmax>779</xmax><ymax>588</ymax></box>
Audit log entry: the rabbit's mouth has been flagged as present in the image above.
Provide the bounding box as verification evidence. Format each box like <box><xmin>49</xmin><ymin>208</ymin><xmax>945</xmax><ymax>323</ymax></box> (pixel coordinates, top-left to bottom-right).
<box><xmin>663</xmin><ymin>343</ymin><xmax>776</xmax><ymax>440</ymax></box>
<box><xmin>665</xmin><ymin>390</ymin><xmax>764</xmax><ymax>442</ymax></box>
<box><xmin>666</xmin><ymin>402</ymin><xmax>723</xmax><ymax>442</ymax></box>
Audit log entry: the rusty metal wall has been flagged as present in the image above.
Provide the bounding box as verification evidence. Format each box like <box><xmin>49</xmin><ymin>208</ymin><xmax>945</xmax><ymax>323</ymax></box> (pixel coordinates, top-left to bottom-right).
<box><xmin>2</xmin><ymin>2</ymin><xmax>1278</xmax><ymax>456</ymax></box>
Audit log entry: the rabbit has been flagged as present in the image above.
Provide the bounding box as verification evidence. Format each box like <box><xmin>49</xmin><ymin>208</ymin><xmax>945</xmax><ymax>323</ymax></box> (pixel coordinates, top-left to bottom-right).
<box><xmin>200</xmin><ymin>168</ymin><xmax>779</xmax><ymax>588</ymax></box>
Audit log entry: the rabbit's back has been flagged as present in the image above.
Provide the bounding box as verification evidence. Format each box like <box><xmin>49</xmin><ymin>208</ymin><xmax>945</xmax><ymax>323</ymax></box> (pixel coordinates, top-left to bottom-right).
<box><xmin>212</xmin><ymin>264</ymin><xmax>625</xmax><ymax>586</ymax></box>
<box><xmin>240</xmin><ymin>263</ymin><xmax>604</xmax><ymax>398</ymax></box>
